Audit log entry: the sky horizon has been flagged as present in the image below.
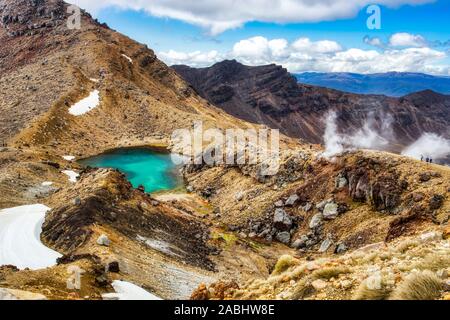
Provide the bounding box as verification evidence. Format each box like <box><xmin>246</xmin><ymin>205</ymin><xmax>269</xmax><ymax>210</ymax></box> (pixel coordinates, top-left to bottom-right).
<box><xmin>70</xmin><ymin>0</ymin><xmax>450</xmax><ymax>75</ymax></box>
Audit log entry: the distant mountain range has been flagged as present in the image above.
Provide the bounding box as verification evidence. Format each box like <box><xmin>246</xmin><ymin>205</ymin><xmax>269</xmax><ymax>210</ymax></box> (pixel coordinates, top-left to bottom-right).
<box><xmin>294</xmin><ymin>72</ymin><xmax>450</xmax><ymax>97</ymax></box>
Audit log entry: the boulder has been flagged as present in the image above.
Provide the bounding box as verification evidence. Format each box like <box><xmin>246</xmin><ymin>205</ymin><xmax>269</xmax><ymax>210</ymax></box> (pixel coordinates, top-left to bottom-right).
<box><xmin>336</xmin><ymin>174</ymin><xmax>348</xmax><ymax>189</ymax></box>
<box><xmin>322</xmin><ymin>202</ymin><xmax>339</xmax><ymax>220</ymax></box>
<box><xmin>309</xmin><ymin>213</ymin><xmax>323</xmax><ymax>229</ymax></box>
<box><xmin>319</xmin><ymin>237</ymin><xmax>333</xmax><ymax>253</ymax></box>
<box><xmin>292</xmin><ymin>235</ymin><xmax>309</xmax><ymax>249</ymax></box>
<box><xmin>274</xmin><ymin>200</ymin><xmax>284</xmax><ymax>208</ymax></box>
<box><xmin>316</xmin><ymin>199</ymin><xmax>332</xmax><ymax>211</ymax></box>
<box><xmin>97</xmin><ymin>234</ymin><xmax>110</xmax><ymax>246</ymax></box>
<box><xmin>302</xmin><ymin>203</ymin><xmax>313</xmax><ymax>212</ymax></box>
<box><xmin>285</xmin><ymin>194</ymin><xmax>299</xmax><ymax>206</ymax></box>
<box><xmin>273</xmin><ymin>209</ymin><xmax>292</xmax><ymax>231</ymax></box>
<box><xmin>335</xmin><ymin>243</ymin><xmax>348</xmax><ymax>254</ymax></box>
<box><xmin>275</xmin><ymin>231</ymin><xmax>291</xmax><ymax>245</ymax></box>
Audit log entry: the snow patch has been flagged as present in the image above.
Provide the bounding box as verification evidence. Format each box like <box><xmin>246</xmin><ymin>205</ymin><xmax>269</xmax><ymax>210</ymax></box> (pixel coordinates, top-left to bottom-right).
<box><xmin>121</xmin><ymin>54</ymin><xmax>133</xmax><ymax>63</ymax></box>
<box><xmin>68</xmin><ymin>90</ymin><xmax>100</xmax><ymax>116</ymax></box>
<box><xmin>62</xmin><ymin>155</ymin><xmax>75</xmax><ymax>161</ymax></box>
<box><xmin>62</xmin><ymin>170</ymin><xmax>79</xmax><ymax>183</ymax></box>
<box><xmin>41</xmin><ymin>182</ymin><xmax>53</xmax><ymax>187</ymax></box>
<box><xmin>0</xmin><ymin>204</ymin><xmax>62</xmax><ymax>270</ymax></box>
<box><xmin>102</xmin><ymin>281</ymin><xmax>162</xmax><ymax>300</ymax></box>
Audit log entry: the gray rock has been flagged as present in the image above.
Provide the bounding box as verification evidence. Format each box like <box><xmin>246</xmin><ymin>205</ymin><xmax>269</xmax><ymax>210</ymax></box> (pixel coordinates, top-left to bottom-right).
<box><xmin>336</xmin><ymin>175</ymin><xmax>348</xmax><ymax>189</ymax></box>
<box><xmin>274</xmin><ymin>200</ymin><xmax>284</xmax><ymax>207</ymax></box>
<box><xmin>151</xmin><ymin>200</ymin><xmax>159</xmax><ymax>206</ymax></box>
<box><xmin>275</xmin><ymin>231</ymin><xmax>291</xmax><ymax>245</ymax></box>
<box><xmin>316</xmin><ymin>198</ymin><xmax>333</xmax><ymax>211</ymax></box>
<box><xmin>319</xmin><ymin>237</ymin><xmax>333</xmax><ymax>253</ymax></box>
<box><xmin>309</xmin><ymin>213</ymin><xmax>323</xmax><ymax>229</ymax></box>
<box><xmin>273</xmin><ymin>208</ymin><xmax>293</xmax><ymax>231</ymax></box>
<box><xmin>322</xmin><ymin>202</ymin><xmax>339</xmax><ymax>220</ymax></box>
<box><xmin>186</xmin><ymin>186</ymin><xmax>194</xmax><ymax>193</ymax></box>
<box><xmin>248</xmin><ymin>232</ymin><xmax>257</xmax><ymax>239</ymax></box>
<box><xmin>73</xmin><ymin>197</ymin><xmax>81</xmax><ymax>206</ymax></box>
<box><xmin>302</xmin><ymin>203</ymin><xmax>313</xmax><ymax>212</ymax></box>
<box><xmin>285</xmin><ymin>194</ymin><xmax>299</xmax><ymax>206</ymax></box>
<box><xmin>292</xmin><ymin>235</ymin><xmax>309</xmax><ymax>249</ymax></box>
<box><xmin>258</xmin><ymin>228</ymin><xmax>271</xmax><ymax>238</ymax></box>
<box><xmin>97</xmin><ymin>234</ymin><xmax>110</xmax><ymax>246</ymax></box>
<box><xmin>335</xmin><ymin>243</ymin><xmax>348</xmax><ymax>254</ymax></box>
<box><xmin>235</xmin><ymin>192</ymin><xmax>244</xmax><ymax>201</ymax></box>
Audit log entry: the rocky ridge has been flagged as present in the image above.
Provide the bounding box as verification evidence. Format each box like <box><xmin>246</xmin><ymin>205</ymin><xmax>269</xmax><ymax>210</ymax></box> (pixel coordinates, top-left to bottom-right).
<box><xmin>173</xmin><ymin>60</ymin><xmax>450</xmax><ymax>152</ymax></box>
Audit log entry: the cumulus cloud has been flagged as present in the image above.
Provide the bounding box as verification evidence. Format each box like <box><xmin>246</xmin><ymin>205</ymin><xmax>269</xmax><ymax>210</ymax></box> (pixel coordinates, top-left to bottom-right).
<box><xmin>363</xmin><ymin>36</ymin><xmax>385</xmax><ymax>48</ymax></box>
<box><xmin>70</xmin><ymin>0</ymin><xmax>434</xmax><ymax>35</ymax></box>
<box><xmin>389</xmin><ymin>32</ymin><xmax>428</xmax><ymax>47</ymax></box>
<box><xmin>159</xmin><ymin>50</ymin><xmax>223</xmax><ymax>67</ymax></box>
<box><xmin>159</xmin><ymin>36</ymin><xmax>450</xmax><ymax>75</ymax></box>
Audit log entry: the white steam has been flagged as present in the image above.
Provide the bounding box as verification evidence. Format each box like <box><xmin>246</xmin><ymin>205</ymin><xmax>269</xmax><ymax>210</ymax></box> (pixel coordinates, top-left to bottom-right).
<box><xmin>401</xmin><ymin>133</ymin><xmax>450</xmax><ymax>161</ymax></box>
<box><xmin>322</xmin><ymin>111</ymin><xmax>394</xmax><ymax>158</ymax></box>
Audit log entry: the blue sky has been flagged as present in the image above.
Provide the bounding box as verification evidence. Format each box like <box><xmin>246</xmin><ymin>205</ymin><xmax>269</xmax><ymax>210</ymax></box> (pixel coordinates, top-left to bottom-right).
<box><xmin>72</xmin><ymin>0</ymin><xmax>450</xmax><ymax>74</ymax></box>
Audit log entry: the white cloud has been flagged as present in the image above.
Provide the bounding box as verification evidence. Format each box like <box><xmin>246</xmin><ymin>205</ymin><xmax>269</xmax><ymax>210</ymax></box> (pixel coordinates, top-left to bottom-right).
<box><xmin>389</xmin><ymin>32</ymin><xmax>428</xmax><ymax>47</ymax></box>
<box><xmin>159</xmin><ymin>50</ymin><xmax>223</xmax><ymax>67</ymax></box>
<box><xmin>70</xmin><ymin>0</ymin><xmax>434</xmax><ymax>35</ymax></box>
<box><xmin>160</xmin><ymin>36</ymin><xmax>450</xmax><ymax>75</ymax></box>
<box><xmin>292</xmin><ymin>38</ymin><xmax>342</xmax><ymax>53</ymax></box>
<box><xmin>363</xmin><ymin>36</ymin><xmax>385</xmax><ymax>48</ymax></box>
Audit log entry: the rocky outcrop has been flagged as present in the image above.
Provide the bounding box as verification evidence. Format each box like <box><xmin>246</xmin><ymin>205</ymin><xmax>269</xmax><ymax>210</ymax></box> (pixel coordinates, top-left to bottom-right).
<box><xmin>41</xmin><ymin>168</ymin><xmax>216</xmax><ymax>271</ymax></box>
<box><xmin>341</xmin><ymin>164</ymin><xmax>407</xmax><ymax>213</ymax></box>
<box><xmin>0</xmin><ymin>0</ymin><xmax>68</xmax><ymax>36</ymax></box>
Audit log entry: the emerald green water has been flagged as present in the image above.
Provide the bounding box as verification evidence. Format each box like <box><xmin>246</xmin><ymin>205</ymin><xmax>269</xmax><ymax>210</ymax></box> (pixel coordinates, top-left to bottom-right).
<box><xmin>79</xmin><ymin>148</ymin><xmax>182</xmax><ymax>193</ymax></box>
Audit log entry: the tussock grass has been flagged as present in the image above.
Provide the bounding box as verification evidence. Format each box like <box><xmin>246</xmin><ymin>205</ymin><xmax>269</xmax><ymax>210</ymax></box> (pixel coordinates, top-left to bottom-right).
<box><xmin>352</xmin><ymin>273</ymin><xmax>393</xmax><ymax>300</ymax></box>
<box><xmin>410</xmin><ymin>253</ymin><xmax>450</xmax><ymax>272</ymax></box>
<box><xmin>390</xmin><ymin>271</ymin><xmax>442</xmax><ymax>300</ymax></box>
<box><xmin>395</xmin><ymin>239</ymin><xmax>420</xmax><ymax>253</ymax></box>
<box><xmin>289</xmin><ymin>279</ymin><xmax>313</xmax><ymax>300</ymax></box>
<box><xmin>272</xmin><ymin>255</ymin><xmax>298</xmax><ymax>275</ymax></box>
<box><xmin>312</xmin><ymin>266</ymin><xmax>351</xmax><ymax>280</ymax></box>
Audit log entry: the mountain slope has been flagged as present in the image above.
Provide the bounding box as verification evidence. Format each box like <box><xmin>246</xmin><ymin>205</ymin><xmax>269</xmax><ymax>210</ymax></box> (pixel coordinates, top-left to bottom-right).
<box><xmin>0</xmin><ymin>1</ymin><xmax>255</xmax><ymax>156</ymax></box>
<box><xmin>295</xmin><ymin>72</ymin><xmax>450</xmax><ymax>97</ymax></box>
<box><xmin>173</xmin><ymin>61</ymin><xmax>450</xmax><ymax>151</ymax></box>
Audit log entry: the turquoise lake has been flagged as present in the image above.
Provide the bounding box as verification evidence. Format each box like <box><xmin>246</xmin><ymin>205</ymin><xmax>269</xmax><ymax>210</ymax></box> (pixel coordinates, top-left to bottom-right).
<box><xmin>79</xmin><ymin>148</ymin><xmax>182</xmax><ymax>193</ymax></box>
